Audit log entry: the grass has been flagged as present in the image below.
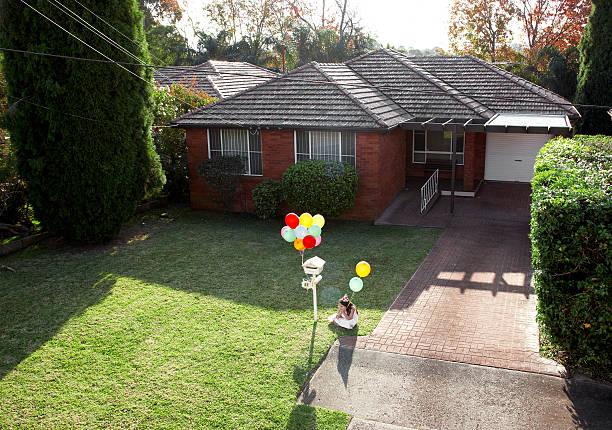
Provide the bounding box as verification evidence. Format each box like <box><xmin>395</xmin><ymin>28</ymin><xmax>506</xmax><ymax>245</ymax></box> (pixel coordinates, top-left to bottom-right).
<box><xmin>0</xmin><ymin>208</ymin><xmax>441</xmax><ymax>429</ymax></box>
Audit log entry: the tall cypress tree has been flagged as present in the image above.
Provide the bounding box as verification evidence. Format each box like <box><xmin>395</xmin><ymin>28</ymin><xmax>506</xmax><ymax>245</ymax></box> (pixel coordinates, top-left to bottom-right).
<box><xmin>575</xmin><ymin>0</ymin><xmax>612</xmax><ymax>136</ymax></box>
<box><xmin>0</xmin><ymin>0</ymin><xmax>164</xmax><ymax>241</ymax></box>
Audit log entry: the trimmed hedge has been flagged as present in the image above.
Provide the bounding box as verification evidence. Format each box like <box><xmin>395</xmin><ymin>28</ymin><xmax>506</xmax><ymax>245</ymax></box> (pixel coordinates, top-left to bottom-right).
<box><xmin>252</xmin><ymin>180</ymin><xmax>283</xmax><ymax>219</ymax></box>
<box><xmin>531</xmin><ymin>135</ymin><xmax>611</xmax><ymax>374</ymax></box>
<box><xmin>282</xmin><ymin>160</ymin><xmax>358</xmax><ymax>217</ymax></box>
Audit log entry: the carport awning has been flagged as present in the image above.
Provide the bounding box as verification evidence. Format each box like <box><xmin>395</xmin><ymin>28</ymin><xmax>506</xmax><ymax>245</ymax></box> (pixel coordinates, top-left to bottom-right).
<box><xmin>483</xmin><ymin>113</ymin><xmax>572</xmax><ymax>135</ymax></box>
<box><xmin>399</xmin><ymin>113</ymin><xmax>573</xmax><ymax>136</ymax></box>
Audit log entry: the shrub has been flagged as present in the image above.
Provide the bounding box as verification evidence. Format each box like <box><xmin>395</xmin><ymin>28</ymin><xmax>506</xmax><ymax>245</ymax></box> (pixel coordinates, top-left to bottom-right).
<box><xmin>282</xmin><ymin>160</ymin><xmax>358</xmax><ymax>217</ymax></box>
<box><xmin>531</xmin><ymin>135</ymin><xmax>611</xmax><ymax>374</ymax></box>
<box><xmin>0</xmin><ymin>142</ymin><xmax>28</xmax><ymax>225</ymax></box>
<box><xmin>253</xmin><ymin>180</ymin><xmax>283</xmax><ymax>219</ymax></box>
<box><xmin>198</xmin><ymin>156</ymin><xmax>244</xmax><ymax>212</ymax></box>
<box><xmin>152</xmin><ymin>82</ymin><xmax>215</xmax><ymax>202</ymax></box>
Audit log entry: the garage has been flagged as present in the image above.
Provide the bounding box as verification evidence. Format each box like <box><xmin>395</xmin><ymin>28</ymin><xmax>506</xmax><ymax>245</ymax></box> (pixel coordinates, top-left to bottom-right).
<box><xmin>484</xmin><ymin>132</ymin><xmax>553</xmax><ymax>182</ymax></box>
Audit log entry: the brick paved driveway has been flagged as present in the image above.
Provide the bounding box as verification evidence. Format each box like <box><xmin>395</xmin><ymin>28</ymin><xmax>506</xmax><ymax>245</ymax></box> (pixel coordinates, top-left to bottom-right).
<box><xmin>350</xmin><ymin>183</ymin><xmax>565</xmax><ymax>376</ymax></box>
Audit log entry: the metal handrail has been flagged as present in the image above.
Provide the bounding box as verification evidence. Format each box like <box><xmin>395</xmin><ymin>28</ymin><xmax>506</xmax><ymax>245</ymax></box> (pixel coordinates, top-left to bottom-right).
<box><xmin>420</xmin><ymin>169</ymin><xmax>439</xmax><ymax>214</ymax></box>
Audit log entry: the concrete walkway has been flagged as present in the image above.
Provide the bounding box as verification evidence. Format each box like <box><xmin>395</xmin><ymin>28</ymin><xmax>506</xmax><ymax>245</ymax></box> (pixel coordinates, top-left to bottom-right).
<box><xmin>299</xmin><ymin>344</ymin><xmax>612</xmax><ymax>430</ymax></box>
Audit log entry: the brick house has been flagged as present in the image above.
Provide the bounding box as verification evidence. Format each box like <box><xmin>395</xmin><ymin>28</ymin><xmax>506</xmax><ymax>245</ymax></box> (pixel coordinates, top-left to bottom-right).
<box><xmin>172</xmin><ymin>49</ymin><xmax>579</xmax><ymax>220</ymax></box>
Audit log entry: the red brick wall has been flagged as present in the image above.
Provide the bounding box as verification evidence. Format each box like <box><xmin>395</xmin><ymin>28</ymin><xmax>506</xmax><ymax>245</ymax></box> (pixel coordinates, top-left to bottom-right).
<box><xmin>186</xmin><ymin>129</ymin><xmax>294</xmax><ymax>212</ymax></box>
<box><xmin>463</xmin><ymin>132</ymin><xmax>486</xmax><ymax>191</ymax></box>
<box><xmin>343</xmin><ymin>129</ymin><xmax>407</xmax><ymax>220</ymax></box>
<box><xmin>186</xmin><ymin>128</ymin><xmax>406</xmax><ymax>220</ymax></box>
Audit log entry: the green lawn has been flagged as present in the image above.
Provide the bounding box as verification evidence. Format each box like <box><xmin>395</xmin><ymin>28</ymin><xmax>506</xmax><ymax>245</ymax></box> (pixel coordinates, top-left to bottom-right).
<box><xmin>0</xmin><ymin>208</ymin><xmax>440</xmax><ymax>429</ymax></box>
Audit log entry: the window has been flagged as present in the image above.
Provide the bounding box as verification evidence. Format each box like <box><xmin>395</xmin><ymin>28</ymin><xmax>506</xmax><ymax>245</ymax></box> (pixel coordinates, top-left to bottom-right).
<box><xmin>413</xmin><ymin>130</ymin><xmax>464</xmax><ymax>165</ymax></box>
<box><xmin>208</xmin><ymin>129</ymin><xmax>262</xmax><ymax>175</ymax></box>
<box><xmin>295</xmin><ymin>131</ymin><xmax>356</xmax><ymax>167</ymax></box>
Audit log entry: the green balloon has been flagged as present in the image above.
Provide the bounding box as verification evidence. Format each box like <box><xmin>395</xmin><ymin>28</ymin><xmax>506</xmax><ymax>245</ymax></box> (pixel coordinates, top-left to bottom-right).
<box><xmin>349</xmin><ymin>277</ymin><xmax>363</xmax><ymax>292</ymax></box>
<box><xmin>308</xmin><ymin>224</ymin><xmax>322</xmax><ymax>238</ymax></box>
<box><xmin>282</xmin><ymin>228</ymin><xmax>296</xmax><ymax>242</ymax></box>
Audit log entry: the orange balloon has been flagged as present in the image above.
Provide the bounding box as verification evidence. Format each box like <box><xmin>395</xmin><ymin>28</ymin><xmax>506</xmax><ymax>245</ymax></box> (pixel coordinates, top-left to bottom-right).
<box><xmin>294</xmin><ymin>238</ymin><xmax>305</xmax><ymax>251</ymax></box>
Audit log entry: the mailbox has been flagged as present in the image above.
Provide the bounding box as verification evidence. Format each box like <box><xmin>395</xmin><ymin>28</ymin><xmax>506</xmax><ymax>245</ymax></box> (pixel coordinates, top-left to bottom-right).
<box><xmin>301</xmin><ymin>256</ymin><xmax>325</xmax><ymax>321</ymax></box>
<box><xmin>302</xmin><ymin>256</ymin><xmax>325</xmax><ymax>275</ymax></box>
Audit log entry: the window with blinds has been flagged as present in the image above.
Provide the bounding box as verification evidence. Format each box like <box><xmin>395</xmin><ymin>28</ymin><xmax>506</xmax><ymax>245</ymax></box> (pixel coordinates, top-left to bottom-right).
<box><xmin>208</xmin><ymin>129</ymin><xmax>262</xmax><ymax>175</ymax></box>
<box><xmin>294</xmin><ymin>131</ymin><xmax>356</xmax><ymax>167</ymax></box>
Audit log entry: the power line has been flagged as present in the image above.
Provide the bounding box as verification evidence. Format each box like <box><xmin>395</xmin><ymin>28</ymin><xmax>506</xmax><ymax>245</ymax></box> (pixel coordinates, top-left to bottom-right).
<box><xmin>17</xmin><ymin>0</ymin><xmax>200</xmax><ymax>111</ymax></box>
<box><xmin>5</xmin><ymin>94</ymin><xmax>179</xmax><ymax>127</ymax></box>
<box><xmin>47</xmin><ymin>0</ymin><xmax>200</xmax><ymax>110</ymax></box>
<box><xmin>44</xmin><ymin>0</ymin><xmax>199</xmax><ymax>111</ymax></box>
<box><xmin>17</xmin><ymin>0</ymin><xmax>144</xmax><ymax>82</ymax></box>
<box><xmin>2</xmin><ymin>47</ymin><xmax>612</xmax><ymax>112</ymax></box>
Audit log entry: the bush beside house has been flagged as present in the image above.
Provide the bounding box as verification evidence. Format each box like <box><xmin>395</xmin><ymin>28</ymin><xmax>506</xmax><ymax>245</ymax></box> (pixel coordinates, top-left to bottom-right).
<box><xmin>152</xmin><ymin>82</ymin><xmax>215</xmax><ymax>202</ymax></box>
<box><xmin>252</xmin><ymin>180</ymin><xmax>283</xmax><ymax>219</ymax></box>
<box><xmin>198</xmin><ymin>156</ymin><xmax>244</xmax><ymax>213</ymax></box>
<box><xmin>282</xmin><ymin>160</ymin><xmax>359</xmax><ymax>218</ymax></box>
<box><xmin>531</xmin><ymin>135</ymin><xmax>611</xmax><ymax>374</ymax></box>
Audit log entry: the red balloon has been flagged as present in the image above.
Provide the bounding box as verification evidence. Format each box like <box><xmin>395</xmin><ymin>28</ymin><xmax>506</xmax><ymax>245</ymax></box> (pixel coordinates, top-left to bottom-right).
<box><xmin>285</xmin><ymin>213</ymin><xmax>299</xmax><ymax>229</ymax></box>
<box><xmin>303</xmin><ymin>235</ymin><xmax>316</xmax><ymax>249</ymax></box>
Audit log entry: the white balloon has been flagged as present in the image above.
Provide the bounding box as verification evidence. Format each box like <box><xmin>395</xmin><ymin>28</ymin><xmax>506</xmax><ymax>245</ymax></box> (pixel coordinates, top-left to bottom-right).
<box><xmin>295</xmin><ymin>225</ymin><xmax>308</xmax><ymax>239</ymax></box>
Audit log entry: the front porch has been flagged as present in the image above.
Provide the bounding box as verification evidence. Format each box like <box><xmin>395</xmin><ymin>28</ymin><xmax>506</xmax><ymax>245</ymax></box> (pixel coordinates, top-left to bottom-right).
<box><xmin>375</xmin><ymin>182</ymin><xmax>533</xmax><ymax>228</ymax></box>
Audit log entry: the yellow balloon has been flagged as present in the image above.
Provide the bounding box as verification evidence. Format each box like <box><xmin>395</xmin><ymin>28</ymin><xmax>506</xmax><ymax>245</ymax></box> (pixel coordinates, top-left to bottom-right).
<box><xmin>299</xmin><ymin>213</ymin><xmax>313</xmax><ymax>228</ymax></box>
<box><xmin>312</xmin><ymin>214</ymin><xmax>325</xmax><ymax>228</ymax></box>
<box><xmin>294</xmin><ymin>238</ymin><xmax>305</xmax><ymax>251</ymax></box>
<box><xmin>356</xmin><ymin>261</ymin><xmax>371</xmax><ymax>278</ymax></box>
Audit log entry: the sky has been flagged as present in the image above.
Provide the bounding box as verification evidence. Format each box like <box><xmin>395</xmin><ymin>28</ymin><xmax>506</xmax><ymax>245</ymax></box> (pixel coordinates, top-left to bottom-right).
<box><xmin>180</xmin><ymin>0</ymin><xmax>452</xmax><ymax>50</ymax></box>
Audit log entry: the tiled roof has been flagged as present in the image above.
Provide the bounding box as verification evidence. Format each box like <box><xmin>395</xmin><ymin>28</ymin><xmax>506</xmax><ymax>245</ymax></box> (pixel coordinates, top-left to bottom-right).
<box><xmin>154</xmin><ymin>60</ymin><xmax>277</xmax><ymax>99</ymax></box>
<box><xmin>407</xmin><ymin>54</ymin><xmax>579</xmax><ymax>117</ymax></box>
<box><xmin>172</xmin><ymin>62</ymin><xmax>404</xmax><ymax>130</ymax></box>
<box><xmin>173</xmin><ymin>49</ymin><xmax>579</xmax><ymax>130</ymax></box>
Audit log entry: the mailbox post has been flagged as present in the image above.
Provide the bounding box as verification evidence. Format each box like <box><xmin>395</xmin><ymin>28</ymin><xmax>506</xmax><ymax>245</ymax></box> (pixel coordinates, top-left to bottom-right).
<box><xmin>301</xmin><ymin>256</ymin><xmax>325</xmax><ymax>321</ymax></box>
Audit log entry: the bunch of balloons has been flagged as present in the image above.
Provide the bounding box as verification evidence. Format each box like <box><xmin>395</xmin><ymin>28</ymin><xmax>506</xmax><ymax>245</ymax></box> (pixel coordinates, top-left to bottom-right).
<box><xmin>349</xmin><ymin>261</ymin><xmax>371</xmax><ymax>292</ymax></box>
<box><xmin>281</xmin><ymin>212</ymin><xmax>325</xmax><ymax>252</ymax></box>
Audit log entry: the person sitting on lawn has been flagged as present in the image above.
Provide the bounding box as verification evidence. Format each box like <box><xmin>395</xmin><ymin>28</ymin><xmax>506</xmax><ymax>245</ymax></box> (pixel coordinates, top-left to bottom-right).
<box><xmin>328</xmin><ymin>294</ymin><xmax>358</xmax><ymax>329</ymax></box>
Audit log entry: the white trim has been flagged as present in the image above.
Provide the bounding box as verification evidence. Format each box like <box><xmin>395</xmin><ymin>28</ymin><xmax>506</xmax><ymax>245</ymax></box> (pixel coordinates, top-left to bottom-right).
<box><xmin>207</xmin><ymin>129</ymin><xmax>211</xmax><ymax>159</ymax></box>
<box><xmin>293</xmin><ymin>130</ymin><xmax>297</xmax><ymax>164</ymax></box>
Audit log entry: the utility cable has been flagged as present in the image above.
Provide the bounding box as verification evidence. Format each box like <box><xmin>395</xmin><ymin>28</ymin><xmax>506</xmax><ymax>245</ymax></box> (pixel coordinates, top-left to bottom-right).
<box><xmin>2</xmin><ymin>46</ymin><xmax>611</xmax><ymax>112</ymax></box>
<box><xmin>44</xmin><ymin>0</ymin><xmax>199</xmax><ymax>110</ymax></box>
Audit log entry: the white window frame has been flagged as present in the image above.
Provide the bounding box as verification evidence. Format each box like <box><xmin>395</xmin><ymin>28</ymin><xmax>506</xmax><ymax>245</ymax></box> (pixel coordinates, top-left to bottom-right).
<box><xmin>207</xmin><ymin>129</ymin><xmax>263</xmax><ymax>176</ymax></box>
<box><xmin>293</xmin><ymin>130</ymin><xmax>356</xmax><ymax>166</ymax></box>
<box><xmin>413</xmin><ymin>130</ymin><xmax>464</xmax><ymax>165</ymax></box>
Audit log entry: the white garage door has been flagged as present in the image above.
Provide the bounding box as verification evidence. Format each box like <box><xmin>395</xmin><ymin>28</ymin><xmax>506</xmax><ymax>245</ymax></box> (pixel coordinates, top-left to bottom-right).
<box><xmin>485</xmin><ymin>133</ymin><xmax>553</xmax><ymax>182</ymax></box>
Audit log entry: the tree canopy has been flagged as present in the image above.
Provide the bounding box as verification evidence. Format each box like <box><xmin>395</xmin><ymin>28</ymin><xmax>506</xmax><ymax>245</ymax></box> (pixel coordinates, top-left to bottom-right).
<box><xmin>575</xmin><ymin>0</ymin><xmax>612</xmax><ymax>135</ymax></box>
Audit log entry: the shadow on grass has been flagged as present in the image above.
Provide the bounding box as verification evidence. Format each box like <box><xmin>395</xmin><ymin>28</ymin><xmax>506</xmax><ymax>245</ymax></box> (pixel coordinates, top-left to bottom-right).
<box><xmin>0</xmin><ymin>209</ymin><xmax>438</xmax><ymax>384</ymax></box>
<box><xmin>0</xmin><ymin>273</ymin><xmax>116</xmax><ymax>381</ymax></box>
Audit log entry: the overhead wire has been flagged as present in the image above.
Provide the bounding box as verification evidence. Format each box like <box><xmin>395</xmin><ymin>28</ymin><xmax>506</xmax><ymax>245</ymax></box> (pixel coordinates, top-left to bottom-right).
<box><xmin>3</xmin><ymin>46</ymin><xmax>610</xmax><ymax>112</ymax></box>
<box><xmin>5</xmin><ymin>93</ymin><xmax>179</xmax><ymax>126</ymax></box>
<box><xmin>3</xmin><ymin>1</ymin><xmax>612</xmax><ymax>113</ymax></box>
<box><xmin>17</xmin><ymin>0</ymin><xmax>145</xmax><ymax>83</ymax></box>
<box><xmin>43</xmin><ymin>0</ymin><xmax>200</xmax><ymax>110</ymax></box>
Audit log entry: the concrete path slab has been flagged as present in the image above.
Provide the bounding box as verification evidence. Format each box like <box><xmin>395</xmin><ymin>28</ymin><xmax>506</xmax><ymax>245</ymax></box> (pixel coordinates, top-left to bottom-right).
<box><xmin>299</xmin><ymin>344</ymin><xmax>612</xmax><ymax>430</ymax></box>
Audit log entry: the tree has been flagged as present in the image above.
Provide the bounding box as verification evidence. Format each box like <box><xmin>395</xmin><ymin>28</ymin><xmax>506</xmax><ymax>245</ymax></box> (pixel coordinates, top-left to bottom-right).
<box><xmin>0</xmin><ymin>0</ymin><xmax>165</xmax><ymax>242</ymax></box>
<box><xmin>146</xmin><ymin>24</ymin><xmax>195</xmax><ymax>65</ymax></box>
<box><xmin>514</xmin><ymin>0</ymin><xmax>591</xmax><ymax>64</ymax></box>
<box><xmin>152</xmin><ymin>82</ymin><xmax>215</xmax><ymax>201</ymax></box>
<box><xmin>448</xmin><ymin>0</ymin><xmax>517</xmax><ymax>62</ymax></box>
<box><xmin>575</xmin><ymin>0</ymin><xmax>612</xmax><ymax>135</ymax></box>
<box><xmin>138</xmin><ymin>0</ymin><xmax>182</xmax><ymax>30</ymax></box>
